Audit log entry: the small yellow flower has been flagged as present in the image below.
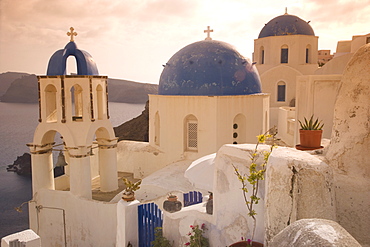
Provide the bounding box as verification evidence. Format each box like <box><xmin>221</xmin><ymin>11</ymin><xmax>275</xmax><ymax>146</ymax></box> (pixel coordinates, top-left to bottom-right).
<box><xmin>257</xmin><ymin>134</ymin><xmax>266</xmax><ymax>143</ymax></box>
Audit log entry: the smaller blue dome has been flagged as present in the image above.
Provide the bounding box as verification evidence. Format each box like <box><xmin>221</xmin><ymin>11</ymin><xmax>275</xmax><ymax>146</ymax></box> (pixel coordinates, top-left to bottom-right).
<box><xmin>258</xmin><ymin>14</ymin><xmax>315</xmax><ymax>38</ymax></box>
<box><xmin>46</xmin><ymin>41</ymin><xmax>99</xmax><ymax>76</ymax></box>
<box><xmin>159</xmin><ymin>40</ymin><xmax>261</xmax><ymax>96</ymax></box>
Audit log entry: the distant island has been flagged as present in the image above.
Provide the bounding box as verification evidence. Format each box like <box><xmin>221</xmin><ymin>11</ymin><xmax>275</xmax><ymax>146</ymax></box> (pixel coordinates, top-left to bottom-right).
<box><xmin>0</xmin><ymin>72</ymin><xmax>158</xmax><ymax>104</ymax></box>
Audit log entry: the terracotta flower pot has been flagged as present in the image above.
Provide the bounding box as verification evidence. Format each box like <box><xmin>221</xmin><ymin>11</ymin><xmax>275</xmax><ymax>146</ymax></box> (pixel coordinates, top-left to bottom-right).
<box><xmin>298</xmin><ymin>129</ymin><xmax>323</xmax><ymax>149</ymax></box>
<box><xmin>229</xmin><ymin>240</ymin><xmax>264</xmax><ymax>247</ymax></box>
<box><xmin>167</xmin><ymin>195</ymin><xmax>178</xmax><ymax>202</ymax></box>
<box><xmin>122</xmin><ymin>192</ymin><xmax>135</xmax><ymax>202</ymax></box>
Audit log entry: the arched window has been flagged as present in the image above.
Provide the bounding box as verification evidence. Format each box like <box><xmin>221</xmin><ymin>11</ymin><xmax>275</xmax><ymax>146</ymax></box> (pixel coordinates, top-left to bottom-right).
<box><xmin>155</xmin><ymin>112</ymin><xmax>160</xmax><ymax>146</ymax></box>
<box><xmin>277</xmin><ymin>81</ymin><xmax>286</xmax><ymax>102</ymax></box>
<box><xmin>96</xmin><ymin>84</ymin><xmax>104</xmax><ymax>120</ymax></box>
<box><xmin>305</xmin><ymin>44</ymin><xmax>311</xmax><ymax>63</ymax></box>
<box><xmin>260</xmin><ymin>46</ymin><xmax>265</xmax><ymax>64</ymax></box>
<box><xmin>184</xmin><ymin>115</ymin><xmax>198</xmax><ymax>151</ymax></box>
<box><xmin>281</xmin><ymin>45</ymin><xmax>288</xmax><ymax>63</ymax></box>
<box><xmin>45</xmin><ymin>84</ymin><xmax>57</xmax><ymax>122</ymax></box>
<box><xmin>233</xmin><ymin>114</ymin><xmax>246</xmax><ymax>144</ymax></box>
<box><xmin>71</xmin><ymin>84</ymin><xmax>83</xmax><ymax>121</ymax></box>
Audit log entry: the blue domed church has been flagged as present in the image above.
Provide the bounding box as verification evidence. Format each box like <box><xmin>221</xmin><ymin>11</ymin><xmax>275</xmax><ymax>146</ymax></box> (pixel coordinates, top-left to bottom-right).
<box><xmin>145</xmin><ymin>30</ymin><xmax>269</xmax><ymax>166</ymax></box>
<box><xmin>253</xmin><ymin>10</ymin><xmax>318</xmax><ymax>127</ymax></box>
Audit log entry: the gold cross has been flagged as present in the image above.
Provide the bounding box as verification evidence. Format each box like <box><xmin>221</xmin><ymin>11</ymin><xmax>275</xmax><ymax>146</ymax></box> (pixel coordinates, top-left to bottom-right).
<box><xmin>67</xmin><ymin>27</ymin><xmax>77</xmax><ymax>42</ymax></box>
<box><xmin>204</xmin><ymin>26</ymin><xmax>213</xmax><ymax>40</ymax></box>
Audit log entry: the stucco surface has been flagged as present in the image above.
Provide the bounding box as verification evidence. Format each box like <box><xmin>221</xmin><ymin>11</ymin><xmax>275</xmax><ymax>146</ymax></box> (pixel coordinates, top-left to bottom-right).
<box><xmin>325</xmin><ymin>43</ymin><xmax>370</xmax><ymax>245</ymax></box>
<box><xmin>269</xmin><ymin>219</ymin><xmax>361</xmax><ymax>247</ymax></box>
<box><xmin>265</xmin><ymin>147</ymin><xmax>336</xmax><ymax>243</ymax></box>
<box><xmin>1</xmin><ymin>229</ymin><xmax>41</xmax><ymax>247</ymax></box>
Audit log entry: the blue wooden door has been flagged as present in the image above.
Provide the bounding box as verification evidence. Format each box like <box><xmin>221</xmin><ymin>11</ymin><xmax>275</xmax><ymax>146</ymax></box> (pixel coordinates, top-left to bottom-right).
<box><xmin>138</xmin><ymin>203</ymin><xmax>163</xmax><ymax>247</ymax></box>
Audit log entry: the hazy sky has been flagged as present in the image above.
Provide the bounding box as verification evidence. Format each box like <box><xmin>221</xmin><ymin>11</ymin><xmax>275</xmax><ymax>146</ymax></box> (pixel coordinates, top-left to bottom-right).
<box><xmin>0</xmin><ymin>0</ymin><xmax>369</xmax><ymax>84</ymax></box>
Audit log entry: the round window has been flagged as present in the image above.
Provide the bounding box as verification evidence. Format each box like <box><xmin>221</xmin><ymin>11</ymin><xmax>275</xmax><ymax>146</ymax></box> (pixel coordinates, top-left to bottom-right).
<box><xmin>233</xmin><ymin>123</ymin><xmax>238</xmax><ymax>129</ymax></box>
<box><xmin>233</xmin><ymin>132</ymin><xmax>238</xmax><ymax>138</ymax></box>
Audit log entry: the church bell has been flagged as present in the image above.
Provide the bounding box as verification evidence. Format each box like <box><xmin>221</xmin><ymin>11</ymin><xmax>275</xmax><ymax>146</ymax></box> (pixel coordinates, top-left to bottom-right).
<box><xmin>55</xmin><ymin>151</ymin><xmax>68</xmax><ymax>167</ymax></box>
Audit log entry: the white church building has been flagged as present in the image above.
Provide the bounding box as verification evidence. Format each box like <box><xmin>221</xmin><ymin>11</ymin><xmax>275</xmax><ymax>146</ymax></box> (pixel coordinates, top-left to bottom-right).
<box><xmin>253</xmin><ymin>11</ymin><xmax>319</xmax><ymax>128</ymax></box>
<box><xmin>2</xmin><ymin>12</ymin><xmax>370</xmax><ymax>247</ymax></box>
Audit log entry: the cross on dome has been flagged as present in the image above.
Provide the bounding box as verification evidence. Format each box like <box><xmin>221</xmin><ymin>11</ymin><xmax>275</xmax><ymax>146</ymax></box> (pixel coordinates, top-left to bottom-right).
<box><xmin>204</xmin><ymin>26</ymin><xmax>213</xmax><ymax>40</ymax></box>
<box><xmin>67</xmin><ymin>27</ymin><xmax>78</xmax><ymax>42</ymax></box>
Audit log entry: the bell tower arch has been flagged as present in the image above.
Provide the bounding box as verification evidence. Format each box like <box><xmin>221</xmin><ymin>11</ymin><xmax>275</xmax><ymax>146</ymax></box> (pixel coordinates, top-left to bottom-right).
<box><xmin>28</xmin><ymin>28</ymin><xmax>118</xmax><ymax>200</ymax></box>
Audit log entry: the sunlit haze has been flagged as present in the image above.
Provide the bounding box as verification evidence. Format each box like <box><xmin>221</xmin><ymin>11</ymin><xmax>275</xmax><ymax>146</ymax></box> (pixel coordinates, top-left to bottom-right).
<box><xmin>0</xmin><ymin>0</ymin><xmax>369</xmax><ymax>83</ymax></box>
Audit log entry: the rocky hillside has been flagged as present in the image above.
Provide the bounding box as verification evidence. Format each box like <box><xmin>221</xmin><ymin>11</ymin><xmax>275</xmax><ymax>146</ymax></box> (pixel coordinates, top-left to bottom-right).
<box><xmin>108</xmin><ymin>79</ymin><xmax>157</xmax><ymax>104</ymax></box>
<box><xmin>0</xmin><ymin>72</ymin><xmax>158</xmax><ymax>104</ymax></box>
<box><xmin>0</xmin><ymin>72</ymin><xmax>30</xmax><ymax>96</ymax></box>
<box><xmin>0</xmin><ymin>74</ymin><xmax>38</xmax><ymax>103</ymax></box>
<box><xmin>114</xmin><ymin>101</ymin><xmax>149</xmax><ymax>142</ymax></box>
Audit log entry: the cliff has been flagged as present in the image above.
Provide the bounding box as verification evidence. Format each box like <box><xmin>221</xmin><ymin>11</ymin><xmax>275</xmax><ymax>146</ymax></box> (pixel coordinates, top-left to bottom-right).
<box><xmin>0</xmin><ymin>74</ymin><xmax>38</xmax><ymax>103</ymax></box>
<box><xmin>114</xmin><ymin>101</ymin><xmax>149</xmax><ymax>142</ymax></box>
<box><xmin>0</xmin><ymin>72</ymin><xmax>30</xmax><ymax>97</ymax></box>
<box><xmin>0</xmin><ymin>72</ymin><xmax>158</xmax><ymax>104</ymax></box>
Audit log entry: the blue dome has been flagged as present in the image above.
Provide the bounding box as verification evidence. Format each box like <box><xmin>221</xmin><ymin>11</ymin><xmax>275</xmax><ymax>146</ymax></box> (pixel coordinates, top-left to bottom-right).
<box><xmin>258</xmin><ymin>14</ymin><xmax>315</xmax><ymax>38</ymax></box>
<box><xmin>46</xmin><ymin>41</ymin><xmax>99</xmax><ymax>76</ymax></box>
<box><xmin>158</xmin><ymin>40</ymin><xmax>261</xmax><ymax>96</ymax></box>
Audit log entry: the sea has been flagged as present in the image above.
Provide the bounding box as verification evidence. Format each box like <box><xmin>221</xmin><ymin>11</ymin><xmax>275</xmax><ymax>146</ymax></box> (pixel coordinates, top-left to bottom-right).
<box><xmin>0</xmin><ymin>102</ymin><xmax>145</xmax><ymax>239</ymax></box>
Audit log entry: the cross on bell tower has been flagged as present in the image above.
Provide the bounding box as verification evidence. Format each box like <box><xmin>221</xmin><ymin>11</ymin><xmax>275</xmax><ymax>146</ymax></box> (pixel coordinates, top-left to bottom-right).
<box><xmin>67</xmin><ymin>27</ymin><xmax>78</xmax><ymax>42</ymax></box>
<box><xmin>204</xmin><ymin>26</ymin><xmax>213</xmax><ymax>40</ymax></box>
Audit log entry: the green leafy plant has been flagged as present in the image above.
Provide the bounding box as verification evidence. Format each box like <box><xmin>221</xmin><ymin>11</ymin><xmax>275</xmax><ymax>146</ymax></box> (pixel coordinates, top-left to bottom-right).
<box><xmin>185</xmin><ymin>224</ymin><xmax>209</xmax><ymax>247</ymax></box>
<box><xmin>122</xmin><ymin>178</ymin><xmax>141</xmax><ymax>193</ymax></box>
<box><xmin>298</xmin><ymin>115</ymin><xmax>324</xmax><ymax>130</ymax></box>
<box><xmin>232</xmin><ymin>128</ymin><xmax>277</xmax><ymax>243</ymax></box>
<box><xmin>151</xmin><ymin>227</ymin><xmax>172</xmax><ymax>247</ymax></box>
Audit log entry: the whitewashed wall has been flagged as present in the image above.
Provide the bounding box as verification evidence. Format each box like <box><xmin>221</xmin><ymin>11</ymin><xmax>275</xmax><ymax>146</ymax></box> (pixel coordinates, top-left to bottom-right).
<box><xmin>29</xmin><ymin>189</ymin><xmax>117</xmax><ymax>247</ymax></box>
<box><xmin>161</xmin><ymin>144</ymin><xmax>337</xmax><ymax>246</ymax></box>
<box><xmin>325</xmin><ymin>43</ymin><xmax>370</xmax><ymax>246</ymax></box>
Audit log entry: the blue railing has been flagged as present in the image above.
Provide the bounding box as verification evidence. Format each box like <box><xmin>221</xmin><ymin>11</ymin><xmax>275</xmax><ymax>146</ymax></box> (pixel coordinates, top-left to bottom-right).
<box><xmin>183</xmin><ymin>191</ymin><xmax>203</xmax><ymax>207</ymax></box>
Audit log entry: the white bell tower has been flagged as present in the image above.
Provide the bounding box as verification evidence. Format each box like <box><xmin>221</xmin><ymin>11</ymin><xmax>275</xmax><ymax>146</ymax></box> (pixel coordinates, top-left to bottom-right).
<box><xmin>28</xmin><ymin>28</ymin><xmax>118</xmax><ymax>200</ymax></box>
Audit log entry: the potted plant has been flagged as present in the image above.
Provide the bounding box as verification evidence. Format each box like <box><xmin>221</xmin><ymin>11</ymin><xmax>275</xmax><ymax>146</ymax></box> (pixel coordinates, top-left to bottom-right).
<box><xmin>232</xmin><ymin>128</ymin><xmax>277</xmax><ymax>247</ymax></box>
<box><xmin>229</xmin><ymin>238</ymin><xmax>264</xmax><ymax>247</ymax></box>
<box><xmin>163</xmin><ymin>193</ymin><xmax>182</xmax><ymax>213</ymax></box>
<box><xmin>152</xmin><ymin>227</ymin><xmax>173</xmax><ymax>247</ymax></box>
<box><xmin>122</xmin><ymin>178</ymin><xmax>141</xmax><ymax>202</ymax></box>
<box><xmin>298</xmin><ymin>115</ymin><xmax>324</xmax><ymax>150</ymax></box>
<box><xmin>185</xmin><ymin>224</ymin><xmax>209</xmax><ymax>247</ymax></box>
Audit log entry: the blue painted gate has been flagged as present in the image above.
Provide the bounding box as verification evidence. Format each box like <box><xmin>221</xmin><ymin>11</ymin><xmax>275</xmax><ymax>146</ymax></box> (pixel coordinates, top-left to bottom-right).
<box><xmin>138</xmin><ymin>203</ymin><xmax>163</xmax><ymax>247</ymax></box>
<box><xmin>183</xmin><ymin>191</ymin><xmax>203</xmax><ymax>207</ymax></box>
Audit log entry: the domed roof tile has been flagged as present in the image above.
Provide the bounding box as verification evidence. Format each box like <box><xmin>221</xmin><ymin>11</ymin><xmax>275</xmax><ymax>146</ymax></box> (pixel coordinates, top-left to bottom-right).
<box><xmin>258</xmin><ymin>14</ymin><xmax>315</xmax><ymax>39</ymax></box>
<box><xmin>46</xmin><ymin>41</ymin><xmax>99</xmax><ymax>76</ymax></box>
<box><xmin>158</xmin><ymin>40</ymin><xmax>261</xmax><ymax>96</ymax></box>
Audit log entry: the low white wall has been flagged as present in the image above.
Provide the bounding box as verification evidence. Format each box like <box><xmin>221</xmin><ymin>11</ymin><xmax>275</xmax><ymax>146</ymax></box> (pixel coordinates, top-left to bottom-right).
<box><xmin>1</xmin><ymin>230</ymin><xmax>40</xmax><ymax>247</ymax></box>
<box><xmin>277</xmin><ymin>106</ymin><xmax>295</xmax><ymax>146</ymax></box>
<box><xmin>213</xmin><ymin>144</ymin><xmax>267</xmax><ymax>245</ymax></box>
<box><xmin>163</xmin><ymin>203</ymin><xmax>213</xmax><ymax>246</ymax></box>
<box><xmin>265</xmin><ymin>147</ymin><xmax>336</xmax><ymax>243</ymax></box>
<box><xmin>159</xmin><ymin>144</ymin><xmax>337</xmax><ymax>246</ymax></box>
<box><xmin>29</xmin><ymin>189</ymin><xmax>117</xmax><ymax>247</ymax></box>
<box><xmin>116</xmin><ymin>141</ymin><xmax>166</xmax><ymax>179</ymax></box>
<box><xmin>116</xmin><ymin>200</ymin><xmax>139</xmax><ymax>247</ymax></box>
